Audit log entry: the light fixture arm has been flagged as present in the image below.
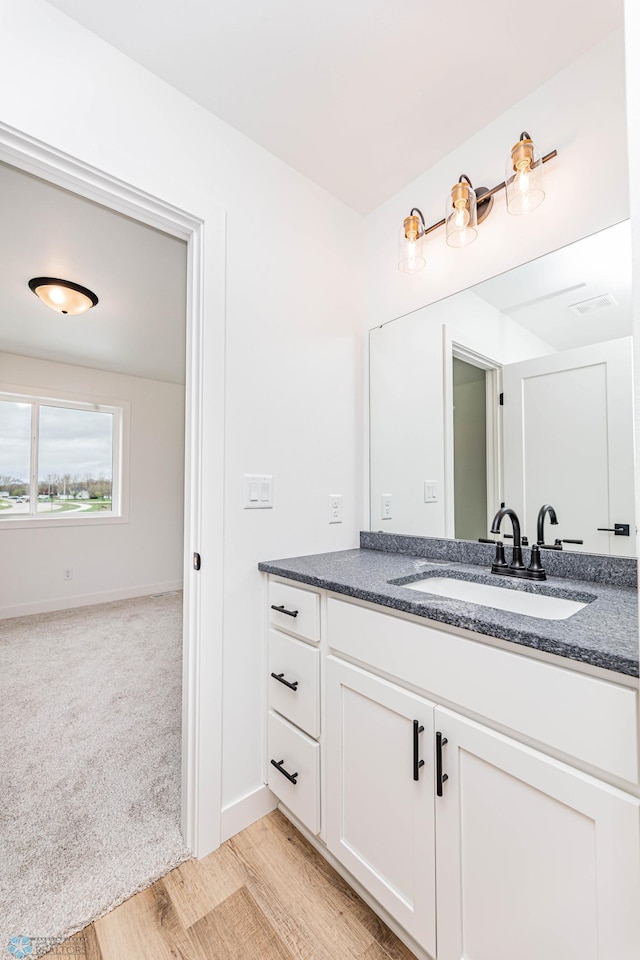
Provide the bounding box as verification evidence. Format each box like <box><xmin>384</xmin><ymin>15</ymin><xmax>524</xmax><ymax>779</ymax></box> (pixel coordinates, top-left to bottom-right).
<box><xmin>409</xmin><ymin>207</ymin><xmax>426</xmax><ymax>232</ymax></box>
<box><xmin>408</xmin><ymin>148</ymin><xmax>557</xmax><ymax>239</ymax></box>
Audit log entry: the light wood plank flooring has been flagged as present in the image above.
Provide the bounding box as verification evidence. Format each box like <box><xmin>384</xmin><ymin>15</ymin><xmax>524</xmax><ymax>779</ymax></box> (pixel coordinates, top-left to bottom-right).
<box><xmin>43</xmin><ymin>810</ymin><xmax>417</xmax><ymax>960</ymax></box>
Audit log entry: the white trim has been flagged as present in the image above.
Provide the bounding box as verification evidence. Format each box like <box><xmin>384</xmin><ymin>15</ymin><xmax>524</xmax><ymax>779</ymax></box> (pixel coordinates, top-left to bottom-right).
<box><xmin>220</xmin><ymin>785</ymin><xmax>278</xmax><ymax>844</ymax></box>
<box><xmin>0</xmin><ymin>580</ymin><xmax>183</xmax><ymax>620</ymax></box>
<box><xmin>0</xmin><ymin>120</ymin><xmax>226</xmax><ymax>860</ymax></box>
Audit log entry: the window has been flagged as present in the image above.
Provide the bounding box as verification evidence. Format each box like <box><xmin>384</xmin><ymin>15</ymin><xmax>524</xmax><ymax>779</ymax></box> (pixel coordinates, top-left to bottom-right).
<box><xmin>0</xmin><ymin>390</ymin><xmax>125</xmax><ymax>524</ymax></box>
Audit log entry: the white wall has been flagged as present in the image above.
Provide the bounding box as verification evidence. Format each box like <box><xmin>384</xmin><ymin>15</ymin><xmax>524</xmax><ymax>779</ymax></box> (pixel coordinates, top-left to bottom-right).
<box><xmin>0</xmin><ymin>1</ymin><xmax>364</xmax><ymax>817</ymax></box>
<box><xmin>365</xmin><ymin>29</ymin><xmax>628</xmax><ymax>328</ymax></box>
<box><xmin>0</xmin><ymin>353</ymin><xmax>184</xmax><ymax>617</ymax></box>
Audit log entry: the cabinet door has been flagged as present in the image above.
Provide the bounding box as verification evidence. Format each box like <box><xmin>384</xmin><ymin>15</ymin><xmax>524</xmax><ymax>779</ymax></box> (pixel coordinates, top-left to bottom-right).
<box><xmin>325</xmin><ymin>656</ymin><xmax>436</xmax><ymax>955</ymax></box>
<box><xmin>435</xmin><ymin>707</ymin><xmax>640</xmax><ymax>960</ymax></box>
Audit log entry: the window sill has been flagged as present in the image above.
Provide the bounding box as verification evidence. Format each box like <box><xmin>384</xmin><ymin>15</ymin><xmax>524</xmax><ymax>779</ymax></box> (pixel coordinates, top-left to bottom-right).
<box><xmin>0</xmin><ymin>513</ymin><xmax>128</xmax><ymax>530</ymax></box>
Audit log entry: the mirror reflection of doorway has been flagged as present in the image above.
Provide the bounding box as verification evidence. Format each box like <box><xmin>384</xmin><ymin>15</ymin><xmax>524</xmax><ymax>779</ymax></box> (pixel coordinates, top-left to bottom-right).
<box><xmin>452</xmin><ymin>358</ymin><xmax>489</xmax><ymax>541</ymax></box>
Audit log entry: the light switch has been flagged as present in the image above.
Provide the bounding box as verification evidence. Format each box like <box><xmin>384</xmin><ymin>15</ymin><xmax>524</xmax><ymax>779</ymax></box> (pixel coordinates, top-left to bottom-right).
<box><xmin>244</xmin><ymin>474</ymin><xmax>273</xmax><ymax>508</ymax></box>
<box><xmin>424</xmin><ymin>481</ymin><xmax>438</xmax><ymax>502</ymax></box>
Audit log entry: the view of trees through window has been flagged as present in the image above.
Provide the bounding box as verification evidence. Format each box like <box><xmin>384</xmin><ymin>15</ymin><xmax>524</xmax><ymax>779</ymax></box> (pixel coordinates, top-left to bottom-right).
<box><xmin>0</xmin><ymin>397</ymin><xmax>117</xmax><ymax>518</ymax></box>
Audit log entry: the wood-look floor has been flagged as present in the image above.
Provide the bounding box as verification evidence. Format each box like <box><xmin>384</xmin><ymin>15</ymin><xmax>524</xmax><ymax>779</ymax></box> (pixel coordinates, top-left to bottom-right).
<box><xmin>43</xmin><ymin>810</ymin><xmax>417</xmax><ymax>960</ymax></box>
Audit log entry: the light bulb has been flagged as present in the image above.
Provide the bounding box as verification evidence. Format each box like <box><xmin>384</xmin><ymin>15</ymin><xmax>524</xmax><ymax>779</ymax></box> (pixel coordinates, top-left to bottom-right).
<box><xmin>49</xmin><ymin>286</ymin><xmax>66</xmax><ymax>305</ymax></box>
<box><xmin>452</xmin><ymin>203</ymin><xmax>470</xmax><ymax>230</ymax></box>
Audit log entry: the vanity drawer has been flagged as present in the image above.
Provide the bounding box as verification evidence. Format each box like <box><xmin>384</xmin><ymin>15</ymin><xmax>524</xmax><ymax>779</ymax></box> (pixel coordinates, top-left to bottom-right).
<box><xmin>268</xmin><ymin>710</ymin><xmax>320</xmax><ymax>834</ymax></box>
<box><xmin>328</xmin><ymin>598</ymin><xmax>639</xmax><ymax>784</ymax></box>
<box><xmin>268</xmin><ymin>580</ymin><xmax>320</xmax><ymax>643</ymax></box>
<box><xmin>268</xmin><ymin>629</ymin><xmax>320</xmax><ymax>738</ymax></box>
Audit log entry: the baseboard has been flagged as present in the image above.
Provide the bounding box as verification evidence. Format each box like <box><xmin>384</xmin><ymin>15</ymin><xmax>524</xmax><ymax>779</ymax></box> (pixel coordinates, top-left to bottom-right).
<box><xmin>0</xmin><ymin>580</ymin><xmax>184</xmax><ymax>620</ymax></box>
<box><xmin>220</xmin><ymin>785</ymin><xmax>278</xmax><ymax>844</ymax></box>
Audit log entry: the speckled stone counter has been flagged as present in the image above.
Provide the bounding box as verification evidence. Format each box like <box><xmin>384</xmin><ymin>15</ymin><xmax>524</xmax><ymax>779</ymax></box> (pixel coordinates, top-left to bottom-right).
<box><xmin>258</xmin><ymin>547</ymin><xmax>639</xmax><ymax>678</ymax></box>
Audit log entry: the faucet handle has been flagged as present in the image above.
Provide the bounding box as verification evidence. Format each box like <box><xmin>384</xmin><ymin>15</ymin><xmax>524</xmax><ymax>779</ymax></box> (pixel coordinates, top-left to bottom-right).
<box><xmin>527</xmin><ymin>544</ymin><xmax>547</xmax><ymax>580</ymax></box>
<box><xmin>491</xmin><ymin>541</ymin><xmax>508</xmax><ymax>573</ymax></box>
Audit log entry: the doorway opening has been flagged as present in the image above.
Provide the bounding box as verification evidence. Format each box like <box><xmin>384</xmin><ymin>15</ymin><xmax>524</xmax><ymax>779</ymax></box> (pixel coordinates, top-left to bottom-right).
<box><xmin>444</xmin><ymin>338</ymin><xmax>502</xmax><ymax>541</ymax></box>
<box><xmin>0</xmin><ymin>118</ymin><xmax>224</xmax><ymax>944</ymax></box>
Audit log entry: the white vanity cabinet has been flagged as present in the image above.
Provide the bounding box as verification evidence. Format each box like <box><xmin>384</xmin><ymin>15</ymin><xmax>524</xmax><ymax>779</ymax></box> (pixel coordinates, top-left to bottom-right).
<box><xmin>264</xmin><ymin>577</ymin><xmax>640</xmax><ymax>960</ymax></box>
<box><xmin>325</xmin><ymin>657</ymin><xmax>437</xmax><ymax>955</ymax></box>
<box><xmin>324</xmin><ymin>596</ymin><xmax>640</xmax><ymax>959</ymax></box>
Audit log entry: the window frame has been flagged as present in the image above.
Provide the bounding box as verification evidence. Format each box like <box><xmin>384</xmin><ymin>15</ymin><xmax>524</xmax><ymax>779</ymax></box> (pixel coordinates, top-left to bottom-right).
<box><xmin>0</xmin><ymin>383</ymin><xmax>129</xmax><ymax>529</ymax></box>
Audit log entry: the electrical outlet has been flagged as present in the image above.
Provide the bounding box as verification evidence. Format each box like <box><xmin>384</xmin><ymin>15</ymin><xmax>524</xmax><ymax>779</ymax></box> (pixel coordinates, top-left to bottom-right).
<box><xmin>381</xmin><ymin>494</ymin><xmax>392</xmax><ymax>520</ymax></box>
<box><xmin>328</xmin><ymin>494</ymin><xmax>343</xmax><ymax>524</ymax></box>
<box><xmin>63</xmin><ymin>568</ymin><xmax>73</xmax><ymax>581</ymax></box>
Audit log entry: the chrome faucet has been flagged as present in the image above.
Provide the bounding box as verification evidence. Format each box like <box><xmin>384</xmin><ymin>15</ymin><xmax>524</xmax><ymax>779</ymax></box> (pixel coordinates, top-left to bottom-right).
<box><xmin>490</xmin><ymin>506</ymin><xmax>546</xmax><ymax>581</ymax></box>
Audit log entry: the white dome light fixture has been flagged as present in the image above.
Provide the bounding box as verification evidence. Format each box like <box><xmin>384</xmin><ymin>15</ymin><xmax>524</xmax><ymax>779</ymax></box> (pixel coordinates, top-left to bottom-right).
<box><xmin>28</xmin><ymin>277</ymin><xmax>99</xmax><ymax>316</ymax></box>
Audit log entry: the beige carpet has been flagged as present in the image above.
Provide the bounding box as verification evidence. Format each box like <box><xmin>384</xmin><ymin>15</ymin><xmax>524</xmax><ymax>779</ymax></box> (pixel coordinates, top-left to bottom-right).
<box><xmin>0</xmin><ymin>593</ymin><xmax>190</xmax><ymax>957</ymax></box>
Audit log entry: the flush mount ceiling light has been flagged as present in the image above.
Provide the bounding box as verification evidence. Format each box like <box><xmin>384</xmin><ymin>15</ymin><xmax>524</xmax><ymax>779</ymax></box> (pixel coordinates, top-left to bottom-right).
<box><xmin>398</xmin><ymin>131</ymin><xmax>557</xmax><ymax>274</ymax></box>
<box><xmin>28</xmin><ymin>277</ymin><xmax>99</xmax><ymax>315</ymax></box>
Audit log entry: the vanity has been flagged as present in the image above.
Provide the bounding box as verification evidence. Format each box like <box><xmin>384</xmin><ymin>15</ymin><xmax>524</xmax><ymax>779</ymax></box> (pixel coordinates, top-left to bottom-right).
<box><xmin>259</xmin><ymin>220</ymin><xmax>640</xmax><ymax>959</ymax></box>
<box><xmin>259</xmin><ymin>537</ymin><xmax>640</xmax><ymax>960</ymax></box>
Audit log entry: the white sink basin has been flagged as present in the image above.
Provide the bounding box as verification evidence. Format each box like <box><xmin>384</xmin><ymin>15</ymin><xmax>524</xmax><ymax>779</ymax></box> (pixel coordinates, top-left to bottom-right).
<box><xmin>402</xmin><ymin>577</ymin><xmax>587</xmax><ymax>621</ymax></box>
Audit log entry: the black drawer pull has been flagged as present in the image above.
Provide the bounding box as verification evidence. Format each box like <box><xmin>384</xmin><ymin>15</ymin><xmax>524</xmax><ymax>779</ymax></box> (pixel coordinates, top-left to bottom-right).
<box><xmin>413</xmin><ymin>720</ymin><xmax>425</xmax><ymax>781</ymax></box>
<box><xmin>270</xmin><ymin>759</ymin><xmax>298</xmax><ymax>785</ymax></box>
<box><xmin>270</xmin><ymin>671</ymin><xmax>299</xmax><ymax>691</ymax></box>
<box><xmin>271</xmin><ymin>604</ymin><xmax>299</xmax><ymax>618</ymax></box>
<box><xmin>436</xmin><ymin>731</ymin><xmax>448</xmax><ymax>797</ymax></box>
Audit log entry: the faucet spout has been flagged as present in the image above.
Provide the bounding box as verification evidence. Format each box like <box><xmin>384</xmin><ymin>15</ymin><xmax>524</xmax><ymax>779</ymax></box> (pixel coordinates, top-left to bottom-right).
<box><xmin>537</xmin><ymin>504</ymin><xmax>558</xmax><ymax>545</ymax></box>
<box><xmin>490</xmin><ymin>507</ymin><xmax>524</xmax><ymax>569</ymax></box>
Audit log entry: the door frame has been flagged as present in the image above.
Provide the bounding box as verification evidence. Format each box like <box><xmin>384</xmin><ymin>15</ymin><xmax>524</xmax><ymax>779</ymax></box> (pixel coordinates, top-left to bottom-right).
<box><xmin>442</xmin><ymin>327</ymin><xmax>502</xmax><ymax>539</ymax></box>
<box><xmin>0</xmin><ymin>121</ymin><xmax>225</xmax><ymax>858</ymax></box>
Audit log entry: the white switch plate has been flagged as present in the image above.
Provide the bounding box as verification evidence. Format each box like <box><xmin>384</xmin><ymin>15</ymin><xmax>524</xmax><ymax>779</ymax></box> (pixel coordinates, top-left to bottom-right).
<box><xmin>63</xmin><ymin>567</ymin><xmax>73</xmax><ymax>581</ymax></box>
<box><xmin>244</xmin><ymin>474</ymin><xmax>273</xmax><ymax>508</ymax></box>
<box><xmin>424</xmin><ymin>481</ymin><xmax>438</xmax><ymax>502</ymax></box>
<box><xmin>381</xmin><ymin>494</ymin><xmax>392</xmax><ymax>520</ymax></box>
<box><xmin>328</xmin><ymin>494</ymin><xmax>343</xmax><ymax>524</ymax></box>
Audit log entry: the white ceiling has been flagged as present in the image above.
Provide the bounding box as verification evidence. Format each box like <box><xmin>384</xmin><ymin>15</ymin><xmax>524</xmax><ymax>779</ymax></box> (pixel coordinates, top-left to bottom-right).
<box><xmin>475</xmin><ymin>221</ymin><xmax>632</xmax><ymax>351</ymax></box>
<box><xmin>0</xmin><ymin>161</ymin><xmax>187</xmax><ymax>383</ymax></box>
<box><xmin>46</xmin><ymin>0</ymin><xmax>623</xmax><ymax>213</ymax></box>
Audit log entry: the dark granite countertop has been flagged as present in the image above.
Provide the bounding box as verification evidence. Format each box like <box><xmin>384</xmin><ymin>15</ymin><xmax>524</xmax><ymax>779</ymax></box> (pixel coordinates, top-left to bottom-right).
<box><xmin>258</xmin><ymin>548</ymin><xmax>639</xmax><ymax>678</ymax></box>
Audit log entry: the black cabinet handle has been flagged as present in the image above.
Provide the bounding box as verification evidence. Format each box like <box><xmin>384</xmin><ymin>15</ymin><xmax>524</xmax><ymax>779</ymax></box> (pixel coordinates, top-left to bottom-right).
<box><xmin>270</xmin><ymin>671</ymin><xmax>299</xmax><ymax>691</ymax></box>
<box><xmin>436</xmin><ymin>731</ymin><xmax>448</xmax><ymax>797</ymax></box>
<box><xmin>271</xmin><ymin>604</ymin><xmax>299</xmax><ymax>618</ymax></box>
<box><xmin>413</xmin><ymin>720</ymin><xmax>425</xmax><ymax>781</ymax></box>
<box><xmin>270</xmin><ymin>759</ymin><xmax>298</xmax><ymax>785</ymax></box>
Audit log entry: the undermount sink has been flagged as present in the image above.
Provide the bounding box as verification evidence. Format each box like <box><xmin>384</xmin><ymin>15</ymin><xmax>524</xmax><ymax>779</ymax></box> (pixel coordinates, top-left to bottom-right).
<box><xmin>401</xmin><ymin>576</ymin><xmax>587</xmax><ymax>621</ymax></box>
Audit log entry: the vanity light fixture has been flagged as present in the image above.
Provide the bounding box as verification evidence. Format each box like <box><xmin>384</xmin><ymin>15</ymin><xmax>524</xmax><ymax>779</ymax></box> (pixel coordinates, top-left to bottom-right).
<box><xmin>398</xmin><ymin>131</ymin><xmax>556</xmax><ymax>273</ymax></box>
<box><xmin>28</xmin><ymin>277</ymin><xmax>99</xmax><ymax>315</ymax></box>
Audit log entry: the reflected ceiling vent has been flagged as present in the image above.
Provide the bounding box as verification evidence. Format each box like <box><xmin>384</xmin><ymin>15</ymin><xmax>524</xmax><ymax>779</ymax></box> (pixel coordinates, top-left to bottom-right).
<box><xmin>569</xmin><ymin>293</ymin><xmax>617</xmax><ymax>317</ymax></box>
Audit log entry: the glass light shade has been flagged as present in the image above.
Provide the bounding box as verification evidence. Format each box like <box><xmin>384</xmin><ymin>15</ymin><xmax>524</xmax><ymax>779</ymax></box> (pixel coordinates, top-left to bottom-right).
<box><xmin>397</xmin><ymin>224</ymin><xmax>426</xmax><ymax>275</ymax></box>
<box><xmin>28</xmin><ymin>277</ymin><xmax>98</xmax><ymax>315</ymax></box>
<box><xmin>445</xmin><ymin>180</ymin><xmax>478</xmax><ymax>248</ymax></box>
<box><xmin>506</xmin><ymin>137</ymin><xmax>545</xmax><ymax>215</ymax></box>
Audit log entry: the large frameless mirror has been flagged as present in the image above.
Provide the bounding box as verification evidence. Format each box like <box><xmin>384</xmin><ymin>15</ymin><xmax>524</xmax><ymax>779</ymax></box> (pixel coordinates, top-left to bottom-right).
<box><xmin>369</xmin><ymin>221</ymin><xmax>636</xmax><ymax>556</ymax></box>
